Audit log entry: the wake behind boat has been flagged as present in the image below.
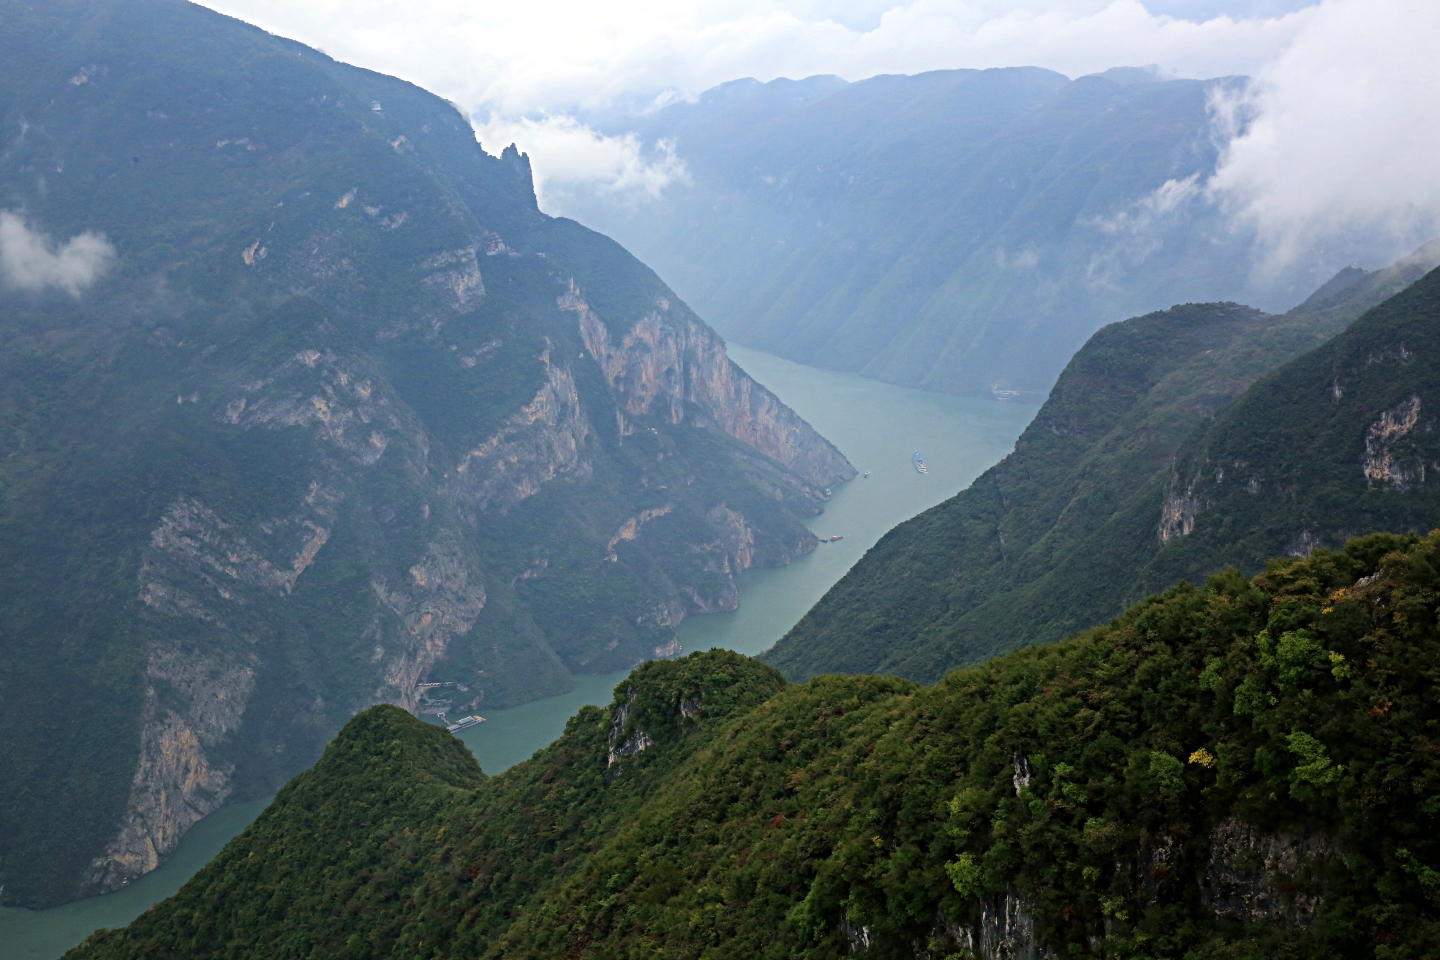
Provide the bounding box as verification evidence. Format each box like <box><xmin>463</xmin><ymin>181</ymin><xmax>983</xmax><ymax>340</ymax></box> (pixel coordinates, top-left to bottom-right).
<box><xmin>913</xmin><ymin>451</ymin><xmax>928</xmax><ymax>474</ymax></box>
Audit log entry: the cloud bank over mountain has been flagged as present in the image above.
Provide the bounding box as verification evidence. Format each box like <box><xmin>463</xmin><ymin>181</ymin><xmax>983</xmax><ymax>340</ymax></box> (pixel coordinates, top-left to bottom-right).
<box><xmin>203</xmin><ymin>0</ymin><xmax>1314</xmax><ymax>199</ymax></box>
<box><xmin>202</xmin><ymin>0</ymin><xmax>1436</xmax><ymax>273</ymax></box>
<box><xmin>203</xmin><ymin>0</ymin><xmax>1316</xmax><ymax>116</ymax></box>
<box><xmin>1206</xmin><ymin>0</ymin><xmax>1440</xmax><ymax>270</ymax></box>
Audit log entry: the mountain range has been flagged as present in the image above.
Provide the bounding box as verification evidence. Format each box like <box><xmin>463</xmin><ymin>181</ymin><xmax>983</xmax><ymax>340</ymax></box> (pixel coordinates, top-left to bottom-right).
<box><xmin>0</xmin><ymin>0</ymin><xmax>849</xmax><ymax>908</ymax></box>
<box><xmin>565</xmin><ymin>66</ymin><xmax>1349</xmax><ymax>401</ymax></box>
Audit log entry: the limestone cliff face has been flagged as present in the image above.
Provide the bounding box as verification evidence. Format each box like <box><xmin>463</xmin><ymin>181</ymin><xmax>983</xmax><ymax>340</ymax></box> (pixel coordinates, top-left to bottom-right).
<box><xmin>224</xmin><ymin>348</ymin><xmax>396</xmax><ymax>466</ymax></box>
<box><xmin>1363</xmin><ymin>395</ymin><xmax>1423</xmax><ymax>491</ymax></box>
<box><xmin>142</xmin><ymin>496</ymin><xmax>335</xmax><ymax>605</ymax></box>
<box><xmin>924</xmin><ymin>889</ymin><xmax>1047</xmax><ymax>960</ymax></box>
<box><xmin>563</xmin><ymin>285</ymin><xmax>854</xmax><ymax>489</ymax></box>
<box><xmin>1201</xmin><ymin>817</ymin><xmax>1329</xmax><ymax>925</ymax></box>
<box><xmin>444</xmin><ymin>353</ymin><xmax>591</xmax><ymax>518</ymax></box>
<box><xmin>1157</xmin><ymin>475</ymin><xmax>1203</xmax><ymax>544</ymax></box>
<box><xmin>82</xmin><ymin>648</ymin><xmax>254</xmax><ymax>895</ymax></box>
<box><xmin>372</xmin><ymin>535</ymin><xmax>487</xmax><ymax>711</ymax></box>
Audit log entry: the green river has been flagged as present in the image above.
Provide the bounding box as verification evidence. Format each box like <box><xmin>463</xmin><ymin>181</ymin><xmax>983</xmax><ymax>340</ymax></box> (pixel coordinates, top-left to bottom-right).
<box><xmin>0</xmin><ymin>345</ymin><xmax>1036</xmax><ymax>959</ymax></box>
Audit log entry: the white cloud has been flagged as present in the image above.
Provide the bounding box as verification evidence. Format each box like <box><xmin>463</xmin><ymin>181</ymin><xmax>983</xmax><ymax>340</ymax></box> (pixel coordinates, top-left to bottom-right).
<box><xmin>1206</xmin><ymin>0</ymin><xmax>1440</xmax><ymax>270</ymax></box>
<box><xmin>202</xmin><ymin>1</ymin><xmax>1316</xmax><ymax>117</ymax></box>
<box><xmin>1084</xmin><ymin>174</ymin><xmax>1206</xmax><ymax>288</ymax></box>
<box><xmin>0</xmin><ymin>212</ymin><xmax>116</xmax><ymax>296</ymax></box>
<box><xmin>473</xmin><ymin>116</ymin><xmax>689</xmax><ymax>210</ymax></box>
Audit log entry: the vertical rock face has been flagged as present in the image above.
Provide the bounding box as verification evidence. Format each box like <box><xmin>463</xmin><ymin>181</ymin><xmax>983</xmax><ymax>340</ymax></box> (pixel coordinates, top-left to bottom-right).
<box><xmin>1201</xmin><ymin>818</ymin><xmax>1328</xmax><ymax>925</ymax></box>
<box><xmin>1363</xmin><ymin>396</ymin><xmax>1423</xmax><ymax>490</ymax></box>
<box><xmin>565</xmin><ymin>285</ymin><xmax>854</xmax><ymax>489</ymax></box>
<box><xmin>929</xmin><ymin>890</ymin><xmax>1047</xmax><ymax>960</ymax></box>
<box><xmin>372</xmin><ymin>535</ymin><xmax>488</xmax><ymax>711</ymax></box>
<box><xmin>1158</xmin><ymin>478</ymin><xmax>1202</xmax><ymax>543</ymax></box>
<box><xmin>83</xmin><ymin>649</ymin><xmax>255</xmax><ymax>895</ymax></box>
<box><xmin>445</xmin><ymin>356</ymin><xmax>591</xmax><ymax>518</ymax></box>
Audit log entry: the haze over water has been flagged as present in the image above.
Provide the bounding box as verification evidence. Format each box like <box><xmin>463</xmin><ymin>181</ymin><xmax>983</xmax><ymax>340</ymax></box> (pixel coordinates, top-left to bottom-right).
<box><xmin>0</xmin><ymin>346</ymin><xmax>1037</xmax><ymax>960</ymax></box>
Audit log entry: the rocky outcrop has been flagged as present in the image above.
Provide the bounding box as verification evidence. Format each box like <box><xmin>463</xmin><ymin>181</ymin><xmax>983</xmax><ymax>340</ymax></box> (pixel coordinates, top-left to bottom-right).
<box><xmin>1285</xmin><ymin>528</ymin><xmax>1324</xmax><ymax>557</ymax></box>
<box><xmin>705</xmin><ymin>505</ymin><xmax>757</xmax><ymax>575</ymax></box>
<box><xmin>1363</xmin><ymin>396</ymin><xmax>1423</xmax><ymax>490</ymax></box>
<box><xmin>83</xmin><ymin>648</ymin><xmax>255</xmax><ymax>895</ymax></box>
<box><xmin>606</xmin><ymin>505</ymin><xmax>674</xmax><ymax>559</ymax></box>
<box><xmin>143</xmin><ymin>497</ymin><xmax>333</xmax><ymax>603</ymax></box>
<box><xmin>929</xmin><ymin>890</ymin><xmax>1048</xmax><ymax>960</ymax></box>
<box><xmin>420</xmin><ymin>246</ymin><xmax>485</xmax><ymax>311</ymax></box>
<box><xmin>563</xmin><ymin>284</ymin><xmax>854</xmax><ymax>488</ymax></box>
<box><xmin>1201</xmin><ymin>817</ymin><xmax>1329</xmax><ymax>925</ymax></box>
<box><xmin>606</xmin><ymin>688</ymin><xmax>653</xmax><ymax>767</ymax></box>
<box><xmin>223</xmin><ymin>348</ymin><xmax>394</xmax><ymax>466</ymax></box>
<box><xmin>372</xmin><ymin>535</ymin><xmax>487</xmax><ymax>711</ymax></box>
<box><xmin>446</xmin><ymin>354</ymin><xmax>591</xmax><ymax>517</ymax></box>
<box><xmin>1158</xmin><ymin>475</ymin><xmax>1202</xmax><ymax>544</ymax></box>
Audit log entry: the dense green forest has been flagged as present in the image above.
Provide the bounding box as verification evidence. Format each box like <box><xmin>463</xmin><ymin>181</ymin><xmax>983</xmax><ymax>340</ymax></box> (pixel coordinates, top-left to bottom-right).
<box><xmin>0</xmin><ymin>0</ymin><xmax>848</xmax><ymax>907</ymax></box>
<box><xmin>768</xmin><ymin>247</ymin><xmax>1440</xmax><ymax>684</ymax></box>
<box><xmin>69</xmin><ymin>533</ymin><xmax>1440</xmax><ymax>958</ymax></box>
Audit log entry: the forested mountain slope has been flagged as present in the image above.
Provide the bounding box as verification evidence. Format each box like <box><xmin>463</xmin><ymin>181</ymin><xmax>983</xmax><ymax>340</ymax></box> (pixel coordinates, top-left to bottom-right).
<box><xmin>567</xmin><ymin>67</ymin><xmax>1352</xmax><ymax>400</ymax></box>
<box><xmin>767</xmin><ymin>245</ymin><xmax>1440</xmax><ymax>684</ymax></box>
<box><xmin>0</xmin><ymin>0</ymin><xmax>850</xmax><ymax>907</ymax></box>
<box><xmin>69</xmin><ymin>535</ymin><xmax>1440</xmax><ymax>959</ymax></box>
<box><xmin>1143</xmin><ymin>253</ymin><xmax>1440</xmax><ymax>588</ymax></box>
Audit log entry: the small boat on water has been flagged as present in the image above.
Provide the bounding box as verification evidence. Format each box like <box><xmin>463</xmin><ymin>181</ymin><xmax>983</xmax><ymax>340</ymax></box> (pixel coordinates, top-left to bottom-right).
<box><xmin>863</xmin><ymin>471</ymin><xmax>869</xmax><ymax>478</ymax></box>
<box><xmin>913</xmin><ymin>451</ymin><xmax>928</xmax><ymax>474</ymax></box>
<box><xmin>446</xmin><ymin>715</ymin><xmax>486</xmax><ymax>732</ymax></box>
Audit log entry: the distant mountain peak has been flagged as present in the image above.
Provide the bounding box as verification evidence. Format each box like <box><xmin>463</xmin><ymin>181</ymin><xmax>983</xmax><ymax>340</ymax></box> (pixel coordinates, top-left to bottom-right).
<box><xmin>1090</xmin><ymin>64</ymin><xmax>1171</xmax><ymax>85</ymax></box>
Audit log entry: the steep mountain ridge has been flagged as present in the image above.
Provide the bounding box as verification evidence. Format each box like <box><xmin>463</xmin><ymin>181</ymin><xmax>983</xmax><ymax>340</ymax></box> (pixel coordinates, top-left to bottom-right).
<box><xmin>767</xmin><ymin>244</ymin><xmax>1440</xmax><ymax>683</ymax></box>
<box><xmin>67</xmin><ymin>536</ymin><xmax>1440</xmax><ymax>959</ymax></box>
<box><xmin>1144</xmin><ymin>254</ymin><xmax>1440</xmax><ymax>586</ymax></box>
<box><xmin>0</xmin><ymin>0</ymin><xmax>850</xmax><ymax>907</ymax></box>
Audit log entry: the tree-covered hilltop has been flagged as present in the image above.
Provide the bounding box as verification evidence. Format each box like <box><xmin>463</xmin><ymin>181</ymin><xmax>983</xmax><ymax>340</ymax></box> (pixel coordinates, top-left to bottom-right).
<box><xmin>66</xmin><ymin>650</ymin><xmax>789</xmax><ymax>959</ymax></box>
<box><xmin>69</xmin><ymin>535</ymin><xmax>1440</xmax><ymax>959</ymax></box>
<box><xmin>0</xmin><ymin>0</ymin><xmax>849</xmax><ymax>907</ymax></box>
<box><xmin>766</xmin><ymin>247</ymin><xmax>1440</xmax><ymax>685</ymax></box>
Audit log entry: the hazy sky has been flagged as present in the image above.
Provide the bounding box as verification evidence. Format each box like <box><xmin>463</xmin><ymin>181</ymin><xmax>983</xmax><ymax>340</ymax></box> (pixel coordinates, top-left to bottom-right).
<box><xmin>201</xmin><ymin>0</ymin><xmax>1439</xmax><ymax>268</ymax></box>
<box><xmin>204</xmin><ymin>0</ymin><xmax>1322</xmax><ymax>116</ymax></box>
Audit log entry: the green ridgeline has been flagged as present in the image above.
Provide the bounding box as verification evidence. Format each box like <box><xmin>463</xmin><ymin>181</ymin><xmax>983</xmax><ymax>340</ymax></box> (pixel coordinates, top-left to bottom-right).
<box><xmin>766</xmin><ymin>246</ymin><xmax>1440</xmax><ymax>684</ymax></box>
<box><xmin>68</xmin><ymin>537</ymin><xmax>1440</xmax><ymax>959</ymax></box>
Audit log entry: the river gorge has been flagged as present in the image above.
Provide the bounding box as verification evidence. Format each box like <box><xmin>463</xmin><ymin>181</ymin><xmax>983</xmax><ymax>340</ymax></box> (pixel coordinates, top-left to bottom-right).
<box><xmin>0</xmin><ymin>346</ymin><xmax>1036</xmax><ymax>960</ymax></box>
